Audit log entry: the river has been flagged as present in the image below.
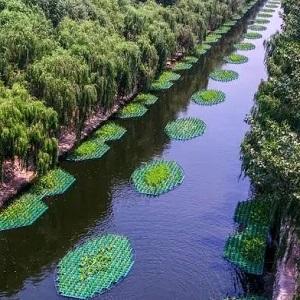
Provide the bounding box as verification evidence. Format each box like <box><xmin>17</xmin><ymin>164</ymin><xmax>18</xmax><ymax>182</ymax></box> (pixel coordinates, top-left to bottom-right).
<box><xmin>0</xmin><ymin>2</ymin><xmax>282</xmax><ymax>299</ymax></box>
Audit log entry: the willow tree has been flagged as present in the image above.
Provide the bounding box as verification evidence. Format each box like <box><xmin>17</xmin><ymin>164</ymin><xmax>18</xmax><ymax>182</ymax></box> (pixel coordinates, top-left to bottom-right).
<box><xmin>0</xmin><ymin>83</ymin><xmax>58</xmax><ymax>180</ymax></box>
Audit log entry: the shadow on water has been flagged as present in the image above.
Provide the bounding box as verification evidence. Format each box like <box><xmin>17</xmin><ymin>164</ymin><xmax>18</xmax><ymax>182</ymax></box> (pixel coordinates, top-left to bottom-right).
<box><xmin>0</xmin><ymin>1</ymin><xmax>282</xmax><ymax>299</ymax></box>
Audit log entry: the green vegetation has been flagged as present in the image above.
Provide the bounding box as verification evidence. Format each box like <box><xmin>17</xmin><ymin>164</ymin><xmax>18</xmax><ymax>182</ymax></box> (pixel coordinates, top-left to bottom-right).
<box><xmin>224</xmin><ymin>53</ymin><xmax>249</xmax><ymax>64</ymax></box>
<box><xmin>0</xmin><ymin>0</ymin><xmax>247</xmax><ymax>187</ymax></box>
<box><xmin>215</xmin><ymin>26</ymin><xmax>231</xmax><ymax>34</ymax></box>
<box><xmin>244</xmin><ymin>31</ymin><xmax>263</xmax><ymax>39</ymax></box>
<box><xmin>131</xmin><ymin>160</ymin><xmax>184</xmax><ymax>196</ymax></box>
<box><xmin>133</xmin><ymin>93</ymin><xmax>158</xmax><ymax>106</ymax></box>
<box><xmin>255</xmin><ymin>18</ymin><xmax>270</xmax><ymax>24</ymax></box>
<box><xmin>173</xmin><ymin>62</ymin><xmax>193</xmax><ymax>71</ymax></box>
<box><xmin>248</xmin><ymin>25</ymin><xmax>267</xmax><ymax>31</ymax></box>
<box><xmin>209</xmin><ymin>70</ymin><xmax>239</xmax><ymax>82</ymax></box>
<box><xmin>234</xmin><ymin>42</ymin><xmax>256</xmax><ymax>50</ymax></box>
<box><xmin>33</xmin><ymin>168</ymin><xmax>76</xmax><ymax>197</ymax></box>
<box><xmin>183</xmin><ymin>56</ymin><xmax>198</xmax><ymax>64</ymax></box>
<box><xmin>257</xmin><ymin>13</ymin><xmax>273</xmax><ymax>18</ymax></box>
<box><xmin>191</xmin><ymin>89</ymin><xmax>226</xmax><ymax>105</ymax></box>
<box><xmin>151</xmin><ymin>71</ymin><xmax>180</xmax><ymax>90</ymax></box>
<box><xmin>57</xmin><ymin>234</ymin><xmax>134</xmax><ymax>299</ymax></box>
<box><xmin>0</xmin><ymin>193</ymin><xmax>48</xmax><ymax>231</ymax></box>
<box><xmin>118</xmin><ymin>103</ymin><xmax>148</xmax><ymax>118</ymax></box>
<box><xmin>195</xmin><ymin>43</ymin><xmax>212</xmax><ymax>56</ymax></box>
<box><xmin>68</xmin><ymin>139</ymin><xmax>110</xmax><ymax>161</ymax></box>
<box><xmin>165</xmin><ymin>118</ymin><xmax>206</xmax><ymax>141</ymax></box>
<box><xmin>94</xmin><ymin>122</ymin><xmax>127</xmax><ymax>142</ymax></box>
<box><xmin>205</xmin><ymin>33</ymin><xmax>222</xmax><ymax>44</ymax></box>
<box><xmin>261</xmin><ymin>8</ymin><xmax>276</xmax><ymax>13</ymax></box>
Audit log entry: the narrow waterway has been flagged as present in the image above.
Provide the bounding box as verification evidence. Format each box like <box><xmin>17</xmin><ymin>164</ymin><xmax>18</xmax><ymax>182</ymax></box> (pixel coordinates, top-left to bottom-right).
<box><xmin>0</xmin><ymin>3</ymin><xmax>282</xmax><ymax>300</ymax></box>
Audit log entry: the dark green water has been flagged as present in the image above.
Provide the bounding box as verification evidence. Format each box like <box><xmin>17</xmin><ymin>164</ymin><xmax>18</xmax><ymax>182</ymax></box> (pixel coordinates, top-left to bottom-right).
<box><xmin>0</xmin><ymin>3</ymin><xmax>282</xmax><ymax>300</ymax></box>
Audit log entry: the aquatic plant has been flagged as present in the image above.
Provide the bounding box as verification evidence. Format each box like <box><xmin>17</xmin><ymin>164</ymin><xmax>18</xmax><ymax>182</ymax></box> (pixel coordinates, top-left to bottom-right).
<box><xmin>133</xmin><ymin>93</ymin><xmax>158</xmax><ymax>106</ymax></box>
<box><xmin>261</xmin><ymin>8</ymin><xmax>275</xmax><ymax>13</ymax></box>
<box><xmin>265</xmin><ymin>4</ymin><xmax>278</xmax><ymax>8</ymax></box>
<box><xmin>232</xmin><ymin>15</ymin><xmax>242</xmax><ymax>21</ymax></box>
<box><xmin>131</xmin><ymin>160</ymin><xmax>184</xmax><ymax>196</ymax></box>
<box><xmin>214</xmin><ymin>26</ymin><xmax>231</xmax><ymax>34</ymax></box>
<box><xmin>224</xmin><ymin>53</ymin><xmax>249</xmax><ymax>64</ymax></box>
<box><xmin>223</xmin><ymin>21</ymin><xmax>237</xmax><ymax>27</ymax></box>
<box><xmin>150</xmin><ymin>71</ymin><xmax>180</xmax><ymax>91</ymax></box>
<box><xmin>257</xmin><ymin>13</ymin><xmax>273</xmax><ymax>18</ymax></box>
<box><xmin>94</xmin><ymin>122</ymin><xmax>127</xmax><ymax>141</ymax></box>
<box><xmin>248</xmin><ymin>25</ymin><xmax>267</xmax><ymax>31</ymax></box>
<box><xmin>118</xmin><ymin>103</ymin><xmax>148</xmax><ymax>118</ymax></box>
<box><xmin>165</xmin><ymin>118</ymin><xmax>206</xmax><ymax>141</ymax></box>
<box><xmin>173</xmin><ymin>62</ymin><xmax>193</xmax><ymax>71</ymax></box>
<box><xmin>68</xmin><ymin>139</ymin><xmax>110</xmax><ymax>161</ymax></box>
<box><xmin>56</xmin><ymin>234</ymin><xmax>134</xmax><ymax>299</ymax></box>
<box><xmin>234</xmin><ymin>197</ymin><xmax>273</xmax><ymax>228</ymax></box>
<box><xmin>205</xmin><ymin>33</ymin><xmax>222</xmax><ymax>44</ymax></box>
<box><xmin>234</xmin><ymin>42</ymin><xmax>256</xmax><ymax>51</ymax></box>
<box><xmin>191</xmin><ymin>89</ymin><xmax>226</xmax><ymax>105</ymax></box>
<box><xmin>224</xmin><ymin>228</ymin><xmax>267</xmax><ymax>275</ymax></box>
<box><xmin>254</xmin><ymin>18</ymin><xmax>270</xmax><ymax>24</ymax></box>
<box><xmin>243</xmin><ymin>32</ymin><xmax>263</xmax><ymax>39</ymax></box>
<box><xmin>209</xmin><ymin>70</ymin><xmax>239</xmax><ymax>82</ymax></box>
<box><xmin>0</xmin><ymin>193</ymin><xmax>48</xmax><ymax>231</ymax></box>
<box><xmin>183</xmin><ymin>56</ymin><xmax>198</xmax><ymax>64</ymax></box>
<box><xmin>32</xmin><ymin>169</ymin><xmax>76</xmax><ymax>197</ymax></box>
<box><xmin>195</xmin><ymin>43</ymin><xmax>212</xmax><ymax>56</ymax></box>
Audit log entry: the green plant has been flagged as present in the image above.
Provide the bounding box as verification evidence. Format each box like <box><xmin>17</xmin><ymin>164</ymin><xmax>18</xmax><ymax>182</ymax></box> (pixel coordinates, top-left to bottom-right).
<box><xmin>209</xmin><ymin>70</ymin><xmax>239</xmax><ymax>82</ymax></box>
<box><xmin>165</xmin><ymin>118</ymin><xmax>206</xmax><ymax>140</ymax></box>
<box><xmin>195</xmin><ymin>43</ymin><xmax>212</xmax><ymax>56</ymax></box>
<box><xmin>173</xmin><ymin>62</ymin><xmax>192</xmax><ymax>71</ymax></box>
<box><xmin>150</xmin><ymin>71</ymin><xmax>180</xmax><ymax>91</ymax></box>
<box><xmin>255</xmin><ymin>18</ymin><xmax>270</xmax><ymax>24</ymax></box>
<box><xmin>118</xmin><ymin>103</ymin><xmax>148</xmax><ymax>118</ymax></box>
<box><xmin>257</xmin><ymin>13</ymin><xmax>273</xmax><ymax>18</ymax></box>
<box><xmin>133</xmin><ymin>93</ymin><xmax>158</xmax><ymax>106</ymax></box>
<box><xmin>183</xmin><ymin>56</ymin><xmax>198</xmax><ymax>64</ymax></box>
<box><xmin>244</xmin><ymin>32</ymin><xmax>263</xmax><ymax>39</ymax></box>
<box><xmin>234</xmin><ymin>42</ymin><xmax>256</xmax><ymax>50</ymax></box>
<box><xmin>94</xmin><ymin>122</ymin><xmax>126</xmax><ymax>141</ymax></box>
<box><xmin>205</xmin><ymin>33</ymin><xmax>222</xmax><ymax>44</ymax></box>
<box><xmin>191</xmin><ymin>89</ymin><xmax>226</xmax><ymax>105</ymax></box>
<box><xmin>131</xmin><ymin>160</ymin><xmax>184</xmax><ymax>196</ymax></box>
<box><xmin>224</xmin><ymin>53</ymin><xmax>249</xmax><ymax>64</ymax></box>
<box><xmin>248</xmin><ymin>25</ymin><xmax>267</xmax><ymax>31</ymax></box>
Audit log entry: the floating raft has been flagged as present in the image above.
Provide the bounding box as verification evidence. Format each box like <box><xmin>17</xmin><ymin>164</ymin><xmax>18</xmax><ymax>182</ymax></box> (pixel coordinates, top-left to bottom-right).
<box><xmin>183</xmin><ymin>56</ymin><xmax>198</xmax><ymax>64</ymax></box>
<box><xmin>56</xmin><ymin>234</ymin><xmax>134</xmax><ymax>299</ymax></box>
<box><xmin>118</xmin><ymin>103</ymin><xmax>148</xmax><ymax>119</ymax></box>
<box><xmin>68</xmin><ymin>139</ymin><xmax>110</xmax><ymax>161</ymax></box>
<box><xmin>255</xmin><ymin>18</ymin><xmax>270</xmax><ymax>24</ymax></box>
<box><xmin>224</xmin><ymin>226</ymin><xmax>267</xmax><ymax>275</ymax></box>
<box><xmin>248</xmin><ymin>25</ymin><xmax>267</xmax><ymax>31</ymax></box>
<box><xmin>0</xmin><ymin>193</ymin><xmax>48</xmax><ymax>231</ymax></box>
<box><xmin>191</xmin><ymin>89</ymin><xmax>226</xmax><ymax>105</ymax></box>
<box><xmin>205</xmin><ymin>33</ymin><xmax>222</xmax><ymax>44</ymax></box>
<box><xmin>195</xmin><ymin>43</ymin><xmax>212</xmax><ymax>56</ymax></box>
<box><xmin>94</xmin><ymin>122</ymin><xmax>127</xmax><ymax>142</ymax></box>
<box><xmin>131</xmin><ymin>160</ymin><xmax>184</xmax><ymax>196</ymax></box>
<box><xmin>234</xmin><ymin>42</ymin><xmax>256</xmax><ymax>51</ymax></box>
<box><xmin>33</xmin><ymin>168</ymin><xmax>76</xmax><ymax>197</ymax></box>
<box><xmin>209</xmin><ymin>70</ymin><xmax>239</xmax><ymax>82</ymax></box>
<box><xmin>173</xmin><ymin>62</ymin><xmax>193</xmax><ymax>71</ymax></box>
<box><xmin>150</xmin><ymin>71</ymin><xmax>180</xmax><ymax>91</ymax></box>
<box><xmin>224</xmin><ymin>53</ymin><xmax>249</xmax><ymax>64</ymax></box>
<box><xmin>243</xmin><ymin>31</ymin><xmax>262</xmax><ymax>39</ymax></box>
<box><xmin>165</xmin><ymin>117</ymin><xmax>206</xmax><ymax>141</ymax></box>
<box><xmin>133</xmin><ymin>93</ymin><xmax>158</xmax><ymax>106</ymax></box>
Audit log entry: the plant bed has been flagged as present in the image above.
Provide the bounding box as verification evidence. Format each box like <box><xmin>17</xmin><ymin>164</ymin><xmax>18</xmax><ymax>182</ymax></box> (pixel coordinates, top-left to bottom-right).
<box><xmin>224</xmin><ymin>228</ymin><xmax>267</xmax><ymax>275</ymax></box>
<box><xmin>32</xmin><ymin>169</ymin><xmax>76</xmax><ymax>197</ymax></box>
<box><xmin>265</xmin><ymin>4</ymin><xmax>278</xmax><ymax>8</ymax></box>
<box><xmin>261</xmin><ymin>8</ymin><xmax>275</xmax><ymax>13</ymax></box>
<box><xmin>68</xmin><ymin>139</ymin><xmax>110</xmax><ymax>161</ymax></box>
<box><xmin>173</xmin><ymin>62</ymin><xmax>193</xmax><ymax>71</ymax></box>
<box><xmin>234</xmin><ymin>42</ymin><xmax>256</xmax><ymax>51</ymax></box>
<box><xmin>195</xmin><ymin>43</ymin><xmax>212</xmax><ymax>56</ymax></box>
<box><xmin>205</xmin><ymin>33</ymin><xmax>222</xmax><ymax>44</ymax></box>
<box><xmin>118</xmin><ymin>103</ymin><xmax>148</xmax><ymax>118</ymax></box>
<box><xmin>243</xmin><ymin>32</ymin><xmax>263</xmax><ymax>39</ymax></box>
<box><xmin>150</xmin><ymin>71</ymin><xmax>180</xmax><ymax>91</ymax></box>
<box><xmin>209</xmin><ymin>70</ymin><xmax>239</xmax><ymax>82</ymax></box>
<box><xmin>223</xmin><ymin>20</ymin><xmax>237</xmax><ymax>27</ymax></box>
<box><xmin>232</xmin><ymin>15</ymin><xmax>242</xmax><ymax>21</ymax></box>
<box><xmin>191</xmin><ymin>89</ymin><xmax>226</xmax><ymax>105</ymax></box>
<box><xmin>255</xmin><ymin>18</ymin><xmax>270</xmax><ymax>24</ymax></box>
<box><xmin>0</xmin><ymin>193</ymin><xmax>48</xmax><ymax>231</ymax></box>
<box><xmin>234</xmin><ymin>197</ymin><xmax>273</xmax><ymax>228</ymax></box>
<box><xmin>214</xmin><ymin>26</ymin><xmax>231</xmax><ymax>34</ymax></box>
<box><xmin>131</xmin><ymin>160</ymin><xmax>184</xmax><ymax>196</ymax></box>
<box><xmin>133</xmin><ymin>93</ymin><xmax>158</xmax><ymax>106</ymax></box>
<box><xmin>94</xmin><ymin>122</ymin><xmax>127</xmax><ymax>142</ymax></box>
<box><xmin>56</xmin><ymin>234</ymin><xmax>134</xmax><ymax>299</ymax></box>
<box><xmin>183</xmin><ymin>56</ymin><xmax>198</xmax><ymax>64</ymax></box>
<box><xmin>257</xmin><ymin>13</ymin><xmax>273</xmax><ymax>18</ymax></box>
<box><xmin>224</xmin><ymin>53</ymin><xmax>249</xmax><ymax>64</ymax></box>
<box><xmin>248</xmin><ymin>25</ymin><xmax>267</xmax><ymax>31</ymax></box>
<box><xmin>165</xmin><ymin>118</ymin><xmax>206</xmax><ymax>141</ymax></box>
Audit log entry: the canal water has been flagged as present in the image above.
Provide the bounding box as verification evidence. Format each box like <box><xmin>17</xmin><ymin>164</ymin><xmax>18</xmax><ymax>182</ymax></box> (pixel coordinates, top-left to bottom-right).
<box><xmin>0</xmin><ymin>3</ymin><xmax>282</xmax><ymax>300</ymax></box>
